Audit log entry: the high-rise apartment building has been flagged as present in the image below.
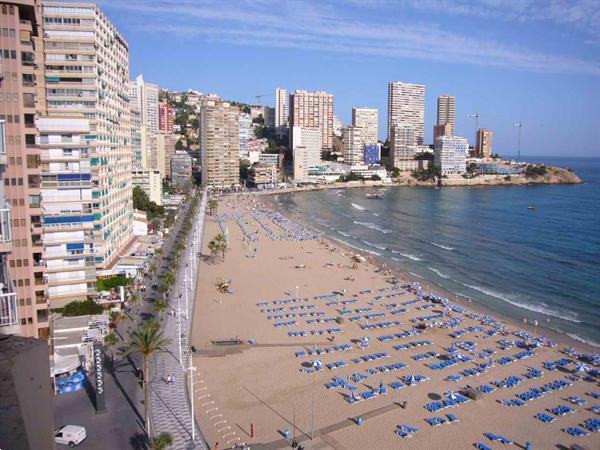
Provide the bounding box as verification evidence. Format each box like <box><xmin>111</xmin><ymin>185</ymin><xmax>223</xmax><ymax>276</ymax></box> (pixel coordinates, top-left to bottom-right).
<box><xmin>42</xmin><ymin>2</ymin><xmax>133</xmax><ymax>280</ymax></box>
<box><xmin>476</xmin><ymin>128</ymin><xmax>493</xmax><ymax>159</ymax></box>
<box><xmin>292</xmin><ymin>127</ymin><xmax>321</xmax><ymax>180</ymax></box>
<box><xmin>0</xmin><ymin>0</ymin><xmax>48</xmax><ymax>338</ymax></box>
<box><xmin>131</xmin><ymin>106</ymin><xmax>143</xmax><ymax>169</ymax></box>
<box><xmin>342</xmin><ymin>126</ymin><xmax>364</xmax><ymax>165</ymax></box>
<box><xmin>170</xmin><ymin>151</ymin><xmax>192</xmax><ymax>189</ymax></box>
<box><xmin>0</xmin><ymin>119</ymin><xmax>18</xmax><ymax>335</ymax></box>
<box><xmin>239</xmin><ymin>112</ymin><xmax>252</xmax><ymax>157</ymax></box>
<box><xmin>275</xmin><ymin>87</ymin><xmax>288</xmax><ymax>128</ymax></box>
<box><xmin>130</xmin><ymin>74</ymin><xmax>159</xmax><ymax>132</ymax></box>
<box><xmin>156</xmin><ymin>132</ymin><xmax>175</xmax><ymax>179</ymax></box>
<box><xmin>433</xmin><ymin>123</ymin><xmax>453</xmax><ymax>142</ymax></box>
<box><xmin>390</xmin><ymin>124</ymin><xmax>416</xmax><ymax>168</ymax></box>
<box><xmin>387</xmin><ymin>81</ymin><xmax>425</xmax><ymax>145</ymax></box>
<box><xmin>437</xmin><ymin>95</ymin><xmax>455</xmax><ymax>135</ymax></box>
<box><xmin>132</xmin><ymin>169</ymin><xmax>162</xmax><ymax>205</ymax></box>
<box><xmin>352</xmin><ymin>107</ymin><xmax>378</xmax><ymax>145</ymax></box>
<box><xmin>434</xmin><ymin>135</ymin><xmax>469</xmax><ymax>174</ymax></box>
<box><xmin>158</xmin><ymin>101</ymin><xmax>174</xmax><ymax>133</ymax></box>
<box><xmin>200</xmin><ymin>100</ymin><xmax>240</xmax><ymax>188</ymax></box>
<box><xmin>289</xmin><ymin>90</ymin><xmax>334</xmax><ymax>150</ymax></box>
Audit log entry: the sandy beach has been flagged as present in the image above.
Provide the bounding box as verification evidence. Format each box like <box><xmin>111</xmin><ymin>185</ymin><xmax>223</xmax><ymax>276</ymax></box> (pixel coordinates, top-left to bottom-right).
<box><xmin>190</xmin><ymin>193</ymin><xmax>599</xmax><ymax>450</ymax></box>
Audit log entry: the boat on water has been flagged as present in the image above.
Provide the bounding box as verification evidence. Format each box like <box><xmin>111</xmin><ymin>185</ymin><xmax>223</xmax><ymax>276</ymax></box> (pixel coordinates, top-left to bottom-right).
<box><xmin>366</xmin><ymin>189</ymin><xmax>384</xmax><ymax>199</ymax></box>
<box><xmin>527</xmin><ymin>206</ymin><xmax>536</xmax><ymax>210</ymax></box>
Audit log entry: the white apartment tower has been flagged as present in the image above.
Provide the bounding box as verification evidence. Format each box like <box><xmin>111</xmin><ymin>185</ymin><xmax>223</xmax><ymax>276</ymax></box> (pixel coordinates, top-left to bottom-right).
<box><xmin>289</xmin><ymin>90</ymin><xmax>334</xmax><ymax>150</ymax></box>
<box><xmin>130</xmin><ymin>74</ymin><xmax>159</xmax><ymax>133</ymax></box>
<box><xmin>437</xmin><ymin>95</ymin><xmax>456</xmax><ymax>135</ymax></box>
<box><xmin>390</xmin><ymin>124</ymin><xmax>416</xmax><ymax>168</ymax></box>
<box><xmin>200</xmin><ymin>100</ymin><xmax>241</xmax><ymax>188</ymax></box>
<box><xmin>434</xmin><ymin>136</ymin><xmax>469</xmax><ymax>174</ymax></box>
<box><xmin>275</xmin><ymin>88</ymin><xmax>288</xmax><ymax>128</ymax></box>
<box><xmin>292</xmin><ymin>127</ymin><xmax>322</xmax><ymax>180</ymax></box>
<box><xmin>42</xmin><ymin>3</ymin><xmax>134</xmax><ymax>285</ymax></box>
<box><xmin>387</xmin><ymin>81</ymin><xmax>425</xmax><ymax>144</ymax></box>
<box><xmin>352</xmin><ymin>107</ymin><xmax>378</xmax><ymax>145</ymax></box>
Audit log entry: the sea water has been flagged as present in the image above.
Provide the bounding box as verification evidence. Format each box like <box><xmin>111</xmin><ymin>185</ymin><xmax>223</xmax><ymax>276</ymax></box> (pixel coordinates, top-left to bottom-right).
<box><xmin>278</xmin><ymin>157</ymin><xmax>600</xmax><ymax>347</ymax></box>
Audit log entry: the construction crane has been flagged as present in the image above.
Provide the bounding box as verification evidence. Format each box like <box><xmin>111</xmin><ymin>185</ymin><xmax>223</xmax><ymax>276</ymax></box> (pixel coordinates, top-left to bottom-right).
<box><xmin>255</xmin><ymin>94</ymin><xmax>266</xmax><ymax>105</ymax></box>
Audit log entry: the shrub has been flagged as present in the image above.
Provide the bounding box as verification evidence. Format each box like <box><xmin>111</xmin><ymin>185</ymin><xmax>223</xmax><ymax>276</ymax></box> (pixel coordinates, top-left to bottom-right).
<box><xmin>62</xmin><ymin>300</ymin><xmax>104</xmax><ymax>317</ymax></box>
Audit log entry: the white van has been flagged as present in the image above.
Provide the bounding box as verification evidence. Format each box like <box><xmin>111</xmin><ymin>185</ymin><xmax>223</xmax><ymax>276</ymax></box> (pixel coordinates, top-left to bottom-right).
<box><xmin>54</xmin><ymin>425</ymin><xmax>87</xmax><ymax>447</ymax></box>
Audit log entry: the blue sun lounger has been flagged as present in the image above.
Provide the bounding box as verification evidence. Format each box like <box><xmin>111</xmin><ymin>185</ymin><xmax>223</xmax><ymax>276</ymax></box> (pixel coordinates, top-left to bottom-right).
<box><xmin>475</xmin><ymin>443</ymin><xmax>492</xmax><ymax>450</ymax></box>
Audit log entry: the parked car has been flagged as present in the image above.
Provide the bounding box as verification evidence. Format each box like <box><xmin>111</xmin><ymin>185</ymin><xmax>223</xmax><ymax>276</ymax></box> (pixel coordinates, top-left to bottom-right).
<box><xmin>55</xmin><ymin>425</ymin><xmax>86</xmax><ymax>447</ymax></box>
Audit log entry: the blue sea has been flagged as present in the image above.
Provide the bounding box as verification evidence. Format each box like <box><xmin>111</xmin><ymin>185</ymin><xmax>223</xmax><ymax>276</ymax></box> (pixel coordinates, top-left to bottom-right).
<box><xmin>277</xmin><ymin>157</ymin><xmax>600</xmax><ymax>348</ymax></box>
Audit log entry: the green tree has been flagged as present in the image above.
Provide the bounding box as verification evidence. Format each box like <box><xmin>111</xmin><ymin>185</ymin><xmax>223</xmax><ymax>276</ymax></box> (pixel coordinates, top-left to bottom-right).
<box><xmin>370</xmin><ymin>174</ymin><xmax>381</xmax><ymax>181</ymax></box>
<box><xmin>213</xmin><ymin>233</ymin><xmax>227</xmax><ymax>261</ymax></box>
<box><xmin>151</xmin><ymin>432</ymin><xmax>173</xmax><ymax>450</ymax></box>
<box><xmin>133</xmin><ymin>186</ymin><xmax>164</xmax><ymax>222</ymax></box>
<box><xmin>391</xmin><ymin>167</ymin><xmax>401</xmax><ymax>178</ymax></box>
<box><xmin>240</xmin><ymin>160</ymin><xmax>252</xmax><ymax>180</ymax></box>
<box><xmin>207</xmin><ymin>239</ymin><xmax>218</xmax><ymax>263</ymax></box>
<box><xmin>124</xmin><ymin>321</ymin><xmax>172</xmax><ymax>434</ymax></box>
<box><xmin>175</xmin><ymin>138</ymin><xmax>185</xmax><ymax>150</ymax></box>
<box><xmin>61</xmin><ymin>299</ymin><xmax>103</xmax><ymax>317</ymax></box>
<box><xmin>104</xmin><ymin>332</ymin><xmax>119</xmax><ymax>364</ymax></box>
<box><xmin>153</xmin><ymin>299</ymin><xmax>169</xmax><ymax>319</ymax></box>
<box><xmin>208</xmin><ymin>198</ymin><xmax>218</xmax><ymax>215</ymax></box>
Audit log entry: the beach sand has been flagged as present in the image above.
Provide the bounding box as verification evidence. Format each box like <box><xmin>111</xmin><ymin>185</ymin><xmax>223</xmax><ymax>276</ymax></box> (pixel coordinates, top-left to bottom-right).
<box><xmin>190</xmin><ymin>193</ymin><xmax>599</xmax><ymax>450</ymax></box>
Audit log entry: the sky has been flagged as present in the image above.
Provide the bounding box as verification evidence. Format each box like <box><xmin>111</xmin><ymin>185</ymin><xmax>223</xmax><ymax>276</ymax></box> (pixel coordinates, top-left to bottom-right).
<box><xmin>99</xmin><ymin>0</ymin><xmax>600</xmax><ymax>157</ymax></box>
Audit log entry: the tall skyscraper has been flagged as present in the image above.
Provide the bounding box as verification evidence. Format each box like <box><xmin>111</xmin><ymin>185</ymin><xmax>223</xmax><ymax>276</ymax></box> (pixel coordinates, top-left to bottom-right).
<box><xmin>387</xmin><ymin>81</ymin><xmax>425</xmax><ymax>144</ymax></box>
<box><xmin>130</xmin><ymin>75</ymin><xmax>159</xmax><ymax>133</ymax></box>
<box><xmin>390</xmin><ymin>124</ymin><xmax>416</xmax><ymax>168</ymax></box>
<box><xmin>200</xmin><ymin>100</ymin><xmax>240</xmax><ymax>188</ymax></box>
<box><xmin>275</xmin><ymin>88</ymin><xmax>288</xmax><ymax>128</ymax></box>
<box><xmin>289</xmin><ymin>90</ymin><xmax>334</xmax><ymax>150</ymax></box>
<box><xmin>0</xmin><ymin>0</ymin><xmax>48</xmax><ymax>338</ymax></box>
<box><xmin>42</xmin><ymin>3</ymin><xmax>133</xmax><ymax>285</ymax></box>
<box><xmin>476</xmin><ymin>128</ymin><xmax>493</xmax><ymax>158</ymax></box>
<box><xmin>352</xmin><ymin>107</ymin><xmax>378</xmax><ymax>145</ymax></box>
<box><xmin>292</xmin><ymin>127</ymin><xmax>322</xmax><ymax>180</ymax></box>
<box><xmin>437</xmin><ymin>95</ymin><xmax>456</xmax><ymax>135</ymax></box>
<box><xmin>434</xmin><ymin>136</ymin><xmax>469</xmax><ymax>174</ymax></box>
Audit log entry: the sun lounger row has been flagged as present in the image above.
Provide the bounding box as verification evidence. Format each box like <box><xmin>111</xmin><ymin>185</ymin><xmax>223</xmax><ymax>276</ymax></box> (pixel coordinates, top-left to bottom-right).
<box><xmin>425</xmin><ymin>395</ymin><xmax>469</xmax><ymax>412</ymax></box>
<box><xmin>360</xmin><ymin>321</ymin><xmax>401</xmax><ymax>330</ymax></box>
<box><xmin>309</xmin><ymin>328</ymin><xmax>342</xmax><ymax>336</ymax></box>
<box><xmin>390</xmin><ymin>308</ymin><xmax>409</xmax><ymax>315</ymax></box>
<box><xmin>536</xmin><ymin>413</ymin><xmax>556</xmax><ymax>423</ymax></box>
<box><xmin>261</xmin><ymin>307</ymin><xmax>286</xmax><ymax>313</ymax></box>
<box><xmin>395</xmin><ymin>424</ymin><xmax>418</xmax><ymax>438</ymax></box>
<box><xmin>523</xmin><ymin>368</ymin><xmax>544</xmax><ymax>379</ymax></box>
<box><xmin>426</xmin><ymin>414</ymin><xmax>458</xmax><ymax>427</ymax></box>
<box><xmin>485</xmin><ymin>433</ymin><xmax>513</xmax><ymax>444</ymax></box>
<box><xmin>273</xmin><ymin>320</ymin><xmax>298</xmax><ymax>327</ymax></box>
<box><xmin>583</xmin><ymin>418</ymin><xmax>600</xmax><ymax>432</ymax></box>
<box><xmin>394</xmin><ymin>340</ymin><xmax>433</xmax><ymax>350</ymax></box>
<box><xmin>498</xmin><ymin>399</ymin><xmax>527</xmax><ymax>407</ymax></box>
<box><xmin>369</xmin><ymin>362</ymin><xmax>407</xmax><ymax>374</ymax></box>
<box><xmin>587</xmin><ymin>392</ymin><xmax>600</xmax><ymax>399</ymax></box>
<box><xmin>478</xmin><ymin>385</ymin><xmax>495</xmax><ymax>393</ymax></box>
<box><xmin>410</xmin><ymin>313</ymin><xmax>444</xmax><ymax>323</ymax></box>
<box><xmin>447</xmin><ymin>375</ymin><xmax>462</xmax><ymax>382</ymax></box>
<box><xmin>306</xmin><ymin>318</ymin><xmax>337</xmax><ymax>324</ymax></box>
<box><xmin>352</xmin><ymin>352</ymin><xmax>389</xmax><ymax>363</ymax></box>
<box><xmin>495</xmin><ymin>356</ymin><xmax>515</xmax><ymax>365</ymax></box>
<box><xmin>377</xmin><ymin>330</ymin><xmax>423</xmax><ymax>342</ymax></box>
<box><xmin>345</xmin><ymin>385</ymin><xmax>388</xmax><ymax>404</ymax></box>
<box><xmin>290</xmin><ymin>304</ymin><xmax>316</xmax><ymax>310</ymax></box>
<box><xmin>514</xmin><ymin>350</ymin><xmax>535</xmax><ymax>360</ymax></box>
<box><xmin>268</xmin><ymin>311</ymin><xmax>326</xmax><ymax>320</ymax></box>
<box><xmin>403</xmin><ymin>374</ymin><xmax>428</xmax><ymax>385</ymax></box>
<box><xmin>567</xmin><ymin>396</ymin><xmax>587</xmax><ymax>405</ymax></box>
<box><xmin>564</xmin><ymin>427</ymin><xmax>589</xmax><ymax>437</ymax></box>
<box><xmin>295</xmin><ymin>344</ymin><xmax>353</xmax><ymax>358</ymax></box>
<box><xmin>273</xmin><ymin>297</ymin><xmax>309</xmax><ymax>305</ymax></box>
<box><xmin>492</xmin><ymin>375</ymin><xmax>522</xmax><ymax>388</ymax></box>
<box><xmin>314</xmin><ymin>293</ymin><xmax>338</xmax><ymax>300</ymax></box>
<box><xmin>548</xmin><ymin>405</ymin><xmax>576</xmax><ymax>416</ymax></box>
<box><xmin>460</xmin><ymin>367</ymin><xmax>488</xmax><ymax>379</ymax></box>
<box><xmin>326</xmin><ymin>361</ymin><xmax>347</xmax><ymax>370</ymax></box>
<box><xmin>288</xmin><ymin>331</ymin><xmax>307</xmax><ymax>337</ymax></box>
<box><xmin>543</xmin><ymin>358</ymin><xmax>571</xmax><ymax>371</ymax></box>
<box><xmin>416</xmin><ymin>303</ymin><xmax>435</xmax><ymax>311</ymax></box>
<box><xmin>517</xmin><ymin>379</ymin><xmax>572</xmax><ymax>401</ymax></box>
<box><xmin>412</xmin><ymin>351</ymin><xmax>439</xmax><ymax>361</ymax></box>
<box><xmin>428</xmin><ymin>359</ymin><xmax>460</xmax><ymax>371</ymax></box>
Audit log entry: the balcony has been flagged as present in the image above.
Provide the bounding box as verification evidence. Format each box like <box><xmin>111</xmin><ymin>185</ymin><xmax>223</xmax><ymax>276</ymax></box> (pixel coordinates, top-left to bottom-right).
<box><xmin>0</xmin><ymin>292</ymin><xmax>18</xmax><ymax>329</ymax></box>
<box><xmin>0</xmin><ymin>208</ymin><xmax>11</xmax><ymax>254</ymax></box>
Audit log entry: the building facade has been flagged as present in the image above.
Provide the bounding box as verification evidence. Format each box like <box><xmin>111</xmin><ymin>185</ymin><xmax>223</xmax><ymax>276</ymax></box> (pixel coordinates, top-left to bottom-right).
<box><xmin>275</xmin><ymin>87</ymin><xmax>288</xmax><ymax>128</ymax></box>
<box><xmin>158</xmin><ymin>101</ymin><xmax>174</xmax><ymax>132</ymax></box>
<box><xmin>351</xmin><ymin>107</ymin><xmax>378</xmax><ymax>145</ymax></box>
<box><xmin>170</xmin><ymin>151</ymin><xmax>192</xmax><ymax>189</ymax></box>
<box><xmin>390</xmin><ymin>124</ymin><xmax>416</xmax><ymax>169</ymax></box>
<box><xmin>132</xmin><ymin>168</ymin><xmax>162</xmax><ymax>205</ymax></box>
<box><xmin>0</xmin><ymin>0</ymin><xmax>48</xmax><ymax>338</ymax></box>
<box><xmin>364</xmin><ymin>144</ymin><xmax>380</xmax><ymax>165</ymax></box>
<box><xmin>433</xmin><ymin>123</ymin><xmax>452</xmax><ymax>142</ymax></box>
<box><xmin>289</xmin><ymin>90</ymin><xmax>333</xmax><ymax>150</ymax></box>
<box><xmin>292</xmin><ymin>126</ymin><xmax>321</xmax><ymax>180</ymax></box>
<box><xmin>239</xmin><ymin>112</ymin><xmax>252</xmax><ymax>156</ymax></box>
<box><xmin>42</xmin><ymin>2</ymin><xmax>134</xmax><ymax>275</ymax></box>
<box><xmin>129</xmin><ymin>74</ymin><xmax>159</xmax><ymax>133</ymax></box>
<box><xmin>200</xmin><ymin>100</ymin><xmax>240</xmax><ymax>188</ymax></box>
<box><xmin>476</xmin><ymin>128</ymin><xmax>493</xmax><ymax>159</ymax></box>
<box><xmin>249</xmin><ymin>163</ymin><xmax>277</xmax><ymax>187</ymax></box>
<box><xmin>434</xmin><ymin>135</ymin><xmax>469</xmax><ymax>174</ymax></box>
<box><xmin>387</xmin><ymin>81</ymin><xmax>425</xmax><ymax>144</ymax></box>
<box><xmin>436</xmin><ymin>95</ymin><xmax>455</xmax><ymax>135</ymax></box>
<box><xmin>342</xmin><ymin>126</ymin><xmax>364</xmax><ymax>165</ymax></box>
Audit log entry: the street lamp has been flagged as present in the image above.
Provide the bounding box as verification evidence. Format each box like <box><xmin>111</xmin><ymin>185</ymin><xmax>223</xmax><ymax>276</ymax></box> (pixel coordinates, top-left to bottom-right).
<box><xmin>186</xmin><ymin>359</ymin><xmax>197</xmax><ymax>441</ymax></box>
<box><xmin>513</xmin><ymin>122</ymin><xmax>522</xmax><ymax>162</ymax></box>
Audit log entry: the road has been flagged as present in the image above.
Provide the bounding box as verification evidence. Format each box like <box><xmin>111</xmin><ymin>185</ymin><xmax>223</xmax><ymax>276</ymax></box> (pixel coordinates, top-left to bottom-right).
<box><xmin>53</xmin><ymin>195</ymin><xmax>197</xmax><ymax>450</ymax></box>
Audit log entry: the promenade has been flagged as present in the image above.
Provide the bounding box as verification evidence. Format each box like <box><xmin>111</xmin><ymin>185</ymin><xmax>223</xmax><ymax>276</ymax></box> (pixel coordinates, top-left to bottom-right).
<box><xmin>148</xmin><ymin>190</ymin><xmax>208</xmax><ymax>450</ymax></box>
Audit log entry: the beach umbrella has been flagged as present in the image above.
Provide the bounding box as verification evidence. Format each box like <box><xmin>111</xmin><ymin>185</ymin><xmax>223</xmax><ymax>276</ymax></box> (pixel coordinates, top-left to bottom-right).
<box><xmin>406</xmin><ymin>374</ymin><xmax>415</xmax><ymax>385</ymax></box>
<box><xmin>312</xmin><ymin>360</ymin><xmax>322</xmax><ymax>370</ymax></box>
<box><xmin>379</xmin><ymin>380</ymin><xmax>385</xmax><ymax>391</ymax></box>
<box><xmin>575</xmin><ymin>364</ymin><xmax>591</xmax><ymax>373</ymax></box>
<box><xmin>445</xmin><ymin>390</ymin><xmax>459</xmax><ymax>400</ymax></box>
<box><xmin>351</xmin><ymin>390</ymin><xmax>359</xmax><ymax>401</ymax></box>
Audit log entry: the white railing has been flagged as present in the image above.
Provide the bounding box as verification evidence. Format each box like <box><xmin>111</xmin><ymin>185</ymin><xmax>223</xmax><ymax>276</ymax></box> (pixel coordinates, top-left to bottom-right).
<box><xmin>0</xmin><ymin>292</ymin><xmax>18</xmax><ymax>327</ymax></box>
<box><xmin>0</xmin><ymin>208</ymin><xmax>11</xmax><ymax>244</ymax></box>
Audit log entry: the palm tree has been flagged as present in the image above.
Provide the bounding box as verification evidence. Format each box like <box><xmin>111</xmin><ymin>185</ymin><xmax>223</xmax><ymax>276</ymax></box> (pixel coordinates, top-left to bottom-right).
<box><xmin>216</xmin><ymin>279</ymin><xmax>230</xmax><ymax>294</ymax></box>
<box><xmin>207</xmin><ymin>239</ymin><xmax>218</xmax><ymax>264</ymax></box>
<box><xmin>104</xmin><ymin>332</ymin><xmax>119</xmax><ymax>364</ymax></box>
<box><xmin>151</xmin><ymin>432</ymin><xmax>173</xmax><ymax>450</ymax></box>
<box><xmin>123</xmin><ymin>321</ymin><xmax>172</xmax><ymax>435</ymax></box>
<box><xmin>213</xmin><ymin>233</ymin><xmax>227</xmax><ymax>261</ymax></box>
<box><xmin>208</xmin><ymin>198</ymin><xmax>218</xmax><ymax>215</ymax></box>
<box><xmin>153</xmin><ymin>299</ymin><xmax>169</xmax><ymax>319</ymax></box>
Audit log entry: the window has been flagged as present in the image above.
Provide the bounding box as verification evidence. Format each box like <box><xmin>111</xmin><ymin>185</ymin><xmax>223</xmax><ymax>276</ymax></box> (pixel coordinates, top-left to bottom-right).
<box><xmin>23</xmin><ymin>93</ymin><xmax>35</xmax><ymax>107</ymax></box>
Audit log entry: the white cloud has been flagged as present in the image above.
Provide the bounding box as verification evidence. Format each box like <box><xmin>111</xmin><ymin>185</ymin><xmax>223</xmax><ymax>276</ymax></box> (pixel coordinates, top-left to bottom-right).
<box><xmin>100</xmin><ymin>0</ymin><xmax>600</xmax><ymax>76</ymax></box>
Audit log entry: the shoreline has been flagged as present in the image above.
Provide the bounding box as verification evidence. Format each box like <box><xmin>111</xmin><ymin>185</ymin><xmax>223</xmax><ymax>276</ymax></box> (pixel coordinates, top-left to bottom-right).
<box><xmin>260</xmin><ymin>193</ymin><xmax>597</xmax><ymax>354</ymax></box>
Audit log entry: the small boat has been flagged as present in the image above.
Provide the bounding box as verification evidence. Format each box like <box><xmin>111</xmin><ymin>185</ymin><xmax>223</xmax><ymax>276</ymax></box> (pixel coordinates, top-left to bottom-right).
<box><xmin>527</xmin><ymin>206</ymin><xmax>536</xmax><ymax>210</ymax></box>
<box><xmin>366</xmin><ymin>189</ymin><xmax>384</xmax><ymax>199</ymax></box>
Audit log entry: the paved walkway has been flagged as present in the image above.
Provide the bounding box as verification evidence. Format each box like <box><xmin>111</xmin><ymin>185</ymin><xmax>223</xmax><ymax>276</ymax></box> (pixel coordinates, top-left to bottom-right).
<box><xmin>149</xmin><ymin>190</ymin><xmax>209</xmax><ymax>450</ymax></box>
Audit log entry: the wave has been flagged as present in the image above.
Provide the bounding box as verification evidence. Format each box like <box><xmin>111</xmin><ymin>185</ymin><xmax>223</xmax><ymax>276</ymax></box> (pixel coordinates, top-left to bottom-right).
<box><xmin>337</xmin><ymin>230</ymin><xmax>352</xmax><ymax>238</ymax></box>
<box><xmin>353</xmin><ymin>221</ymin><xmax>393</xmax><ymax>234</ymax></box>
<box><xmin>362</xmin><ymin>248</ymin><xmax>382</xmax><ymax>256</ymax></box>
<box><xmin>390</xmin><ymin>250</ymin><xmax>423</xmax><ymax>261</ymax></box>
<box><xmin>363</xmin><ymin>240</ymin><xmax>387</xmax><ymax>251</ymax></box>
<box><xmin>430</xmin><ymin>242</ymin><xmax>455</xmax><ymax>251</ymax></box>
<box><xmin>351</xmin><ymin>203</ymin><xmax>366</xmax><ymax>211</ymax></box>
<box><xmin>409</xmin><ymin>272</ymin><xmax>425</xmax><ymax>279</ymax></box>
<box><xmin>372</xmin><ymin>213</ymin><xmax>379</xmax><ymax>216</ymax></box>
<box><xmin>335</xmin><ymin>190</ymin><xmax>344</xmax><ymax>194</ymax></box>
<box><xmin>428</xmin><ymin>266</ymin><xmax>450</xmax><ymax>279</ymax></box>
<box><xmin>566</xmin><ymin>333</ymin><xmax>600</xmax><ymax>349</ymax></box>
<box><xmin>462</xmin><ymin>283</ymin><xmax>582</xmax><ymax>324</ymax></box>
